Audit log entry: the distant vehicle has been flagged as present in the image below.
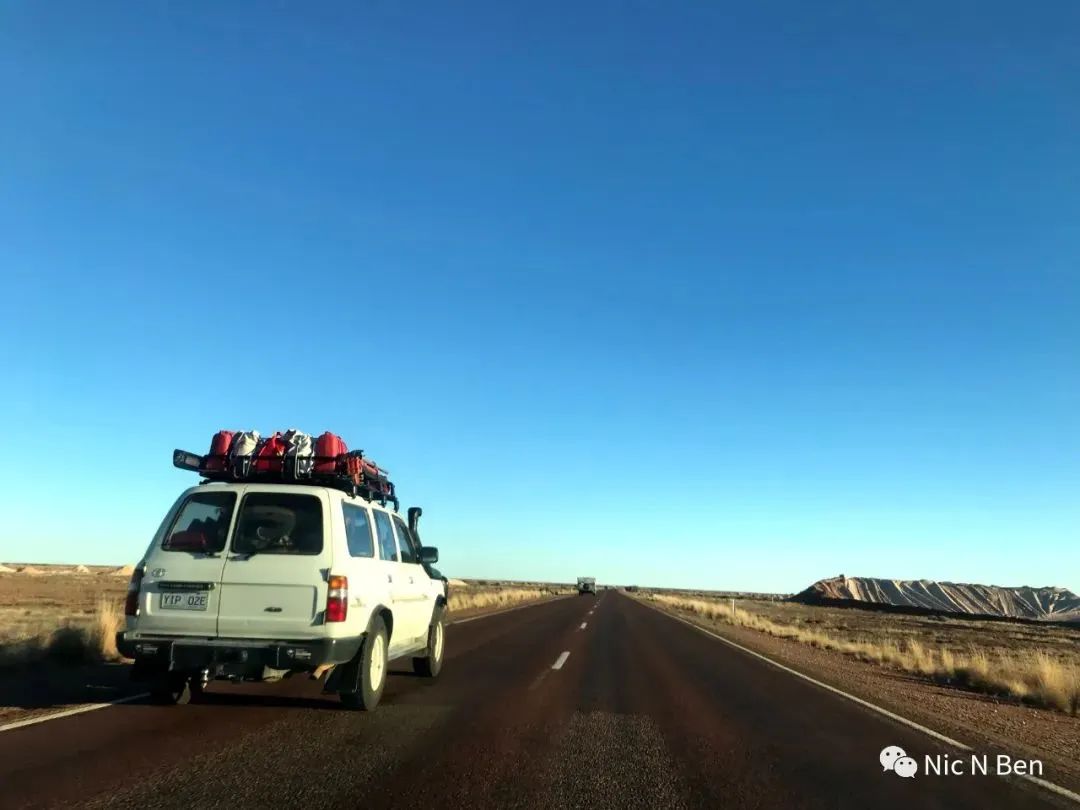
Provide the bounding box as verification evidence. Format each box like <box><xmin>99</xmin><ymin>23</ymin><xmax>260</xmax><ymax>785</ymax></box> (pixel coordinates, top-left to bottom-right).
<box><xmin>577</xmin><ymin>576</ymin><xmax>597</xmax><ymax>595</ymax></box>
<box><xmin>117</xmin><ymin>430</ymin><xmax>447</xmax><ymax>712</ymax></box>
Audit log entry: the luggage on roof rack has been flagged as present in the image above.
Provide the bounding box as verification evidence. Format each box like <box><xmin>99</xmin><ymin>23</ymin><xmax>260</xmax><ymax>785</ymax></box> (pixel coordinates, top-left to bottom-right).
<box><xmin>204</xmin><ymin>431</ymin><xmax>234</xmax><ymax>472</ymax></box>
<box><xmin>343</xmin><ymin>451</ymin><xmax>394</xmax><ymax>502</ymax></box>
<box><xmin>314</xmin><ymin>432</ymin><xmax>347</xmax><ymax>474</ymax></box>
<box><xmin>252</xmin><ymin>433</ymin><xmax>288</xmax><ymax>474</ymax></box>
<box><xmin>173</xmin><ymin>429</ymin><xmax>400</xmax><ymax>509</ymax></box>
<box><xmin>282</xmin><ymin>429</ymin><xmax>315</xmax><ymax>479</ymax></box>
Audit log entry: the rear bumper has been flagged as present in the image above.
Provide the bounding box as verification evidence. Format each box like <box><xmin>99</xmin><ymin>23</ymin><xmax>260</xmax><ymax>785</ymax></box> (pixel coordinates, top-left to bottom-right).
<box><xmin>117</xmin><ymin>633</ymin><xmax>363</xmax><ymax>677</ymax></box>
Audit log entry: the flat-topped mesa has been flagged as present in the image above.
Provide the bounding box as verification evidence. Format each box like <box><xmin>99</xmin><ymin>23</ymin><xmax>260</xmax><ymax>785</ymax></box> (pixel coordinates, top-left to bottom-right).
<box><xmin>791</xmin><ymin>576</ymin><xmax>1080</xmax><ymax>622</ymax></box>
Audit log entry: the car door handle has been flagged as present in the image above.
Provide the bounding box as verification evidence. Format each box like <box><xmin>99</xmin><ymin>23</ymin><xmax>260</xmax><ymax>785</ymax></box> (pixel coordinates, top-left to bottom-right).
<box><xmin>409</xmin><ymin>576</ymin><xmax>414</xmax><ymax>584</ymax></box>
<box><xmin>388</xmin><ymin>575</ymin><xmax>393</xmax><ymax>583</ymax></box>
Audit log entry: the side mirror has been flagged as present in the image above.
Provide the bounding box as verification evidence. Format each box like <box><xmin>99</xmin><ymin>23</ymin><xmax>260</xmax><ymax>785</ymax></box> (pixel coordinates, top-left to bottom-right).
<box><xmin>419</xmin><ymin>546</ymin><xmax>439</xmax><ymax>565</ymax></box>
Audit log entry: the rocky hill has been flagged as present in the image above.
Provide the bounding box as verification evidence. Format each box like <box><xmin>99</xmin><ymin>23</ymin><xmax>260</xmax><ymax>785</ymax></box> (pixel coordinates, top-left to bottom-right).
<box><xmin>791</xmin><ymin>575</ymin><xmax>1080</xmax><ymax>622</ymax></box>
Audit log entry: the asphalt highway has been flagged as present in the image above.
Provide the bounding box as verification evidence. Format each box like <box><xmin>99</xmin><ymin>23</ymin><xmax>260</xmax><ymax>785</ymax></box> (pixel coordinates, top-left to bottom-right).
<box><xmin>0</xmin><ymin>592</ymin><xmax>1071</xmax><ymax>809</ymax></box>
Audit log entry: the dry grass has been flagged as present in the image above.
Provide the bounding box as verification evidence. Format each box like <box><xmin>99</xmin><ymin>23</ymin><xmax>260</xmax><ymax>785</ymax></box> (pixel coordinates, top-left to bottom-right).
<box><xmin>448</xmin><ymin>584</ymin><xmax>569</xmax><ymax>613</ymax></box>
<box><xmin>648</xmin><ymin>594</ymin><xmax>1080</xmax><ymax>715</ymax></box>
<box><xmin>89</xmin><ymin>598</ymin><xmax>123</xmax><ymax>661</ymax></box>
<box><xmin>0</xmin><ymin>598</ymin><xmax>125</xmax><ymax>669</ymax></box>
<box><xmin>0</xmin><ymin>570</ymin><xmax>129</xmax><ymax>669</ymax></box>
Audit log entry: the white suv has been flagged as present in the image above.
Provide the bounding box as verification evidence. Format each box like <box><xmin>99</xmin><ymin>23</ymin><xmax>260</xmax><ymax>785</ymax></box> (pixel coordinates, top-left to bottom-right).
<box><xmin>117</xmin><ymin>482</ymin><xmax>447</xmax><ymax>710</ymax></box>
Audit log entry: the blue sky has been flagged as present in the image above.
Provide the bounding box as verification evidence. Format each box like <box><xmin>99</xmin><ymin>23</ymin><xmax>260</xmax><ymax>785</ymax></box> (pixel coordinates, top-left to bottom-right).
<box><xmin>1</xmin><ymin>2</ymin><xmax>1077</xmax><ymax>592</ymax></box>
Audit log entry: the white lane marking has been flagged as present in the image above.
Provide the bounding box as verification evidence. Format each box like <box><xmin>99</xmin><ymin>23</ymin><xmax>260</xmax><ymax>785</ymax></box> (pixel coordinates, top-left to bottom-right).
<box><xmin>579</xmin><ymin>622</ymin><xmax>588</xmax><ymax>630</ymax></box>
<box><xmin>0</xmin><ymin>595</ymin><xmax>575</xmax><ymax>735</ymax></box>
<box><xmin>448</xmin><ymin>594</ymin><xmax>573</xmax><ymax>626</ymax></box>
<box><xmin>551</xmin><ymin>651</ymin><xmax>571</xmax><ymax>670</ymax></box>
<box><xmin>0</xmin><ymin>692</ymin><xmax>150</xmax><ymax>734</ymax></box>
<box><xmin>638</xmin><ymin>599</ymin><xmax>1080</xmax><ymax>806</ymax></box>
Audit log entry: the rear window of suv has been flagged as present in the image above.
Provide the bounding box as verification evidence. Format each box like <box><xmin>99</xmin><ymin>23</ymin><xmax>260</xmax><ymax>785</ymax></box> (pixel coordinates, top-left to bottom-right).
<box><xmin>231</xmin><ymin>493</ymin><xmax>324</xmax><ymax>555</ymax></box>
<box><xmin>162</xmin><ymin>491</ymin><xmax>237</xmax><ymax>553</ymax></box>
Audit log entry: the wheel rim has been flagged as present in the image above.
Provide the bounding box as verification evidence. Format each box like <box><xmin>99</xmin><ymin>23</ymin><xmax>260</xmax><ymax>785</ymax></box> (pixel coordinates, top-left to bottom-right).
<box><xmin>370</xmin><ymin>634</ymin><xmax>386</xmax><ymax>689</ymax></box>
<box><xmin>432</xmin><ymin>620</ymin><xmax>444</xmax><ymax>662</ymax></box>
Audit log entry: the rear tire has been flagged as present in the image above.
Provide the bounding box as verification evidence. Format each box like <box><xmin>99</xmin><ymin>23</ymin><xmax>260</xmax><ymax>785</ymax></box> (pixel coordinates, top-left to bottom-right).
<box><xmin>340</xmin><ymin>617</ymin><xmax>388</xmax><ymax>711</ymax></box>
<box><xmin>413</xmin><ymin>607</ymin><xmax>445</xmax><ymax>678</ymax></box>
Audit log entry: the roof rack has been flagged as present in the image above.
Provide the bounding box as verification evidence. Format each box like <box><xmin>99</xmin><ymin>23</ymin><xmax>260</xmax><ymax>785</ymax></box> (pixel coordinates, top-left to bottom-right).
<box><xmin>172</xmin><ymin>440</ymin><xmax>400</xmax><ymax>511</ymax></box>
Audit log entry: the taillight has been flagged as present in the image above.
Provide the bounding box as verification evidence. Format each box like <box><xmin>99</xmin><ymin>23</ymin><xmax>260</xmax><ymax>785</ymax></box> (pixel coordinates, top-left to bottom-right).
<box><xmin>124</xmin><ymin>566</ymin><xmax>144</xmax><ymax>617</ymax></box>
<box><xmin>326</xmin><ymin>575</ymin><xmax>348</xmax><ymax>623</ymax></box>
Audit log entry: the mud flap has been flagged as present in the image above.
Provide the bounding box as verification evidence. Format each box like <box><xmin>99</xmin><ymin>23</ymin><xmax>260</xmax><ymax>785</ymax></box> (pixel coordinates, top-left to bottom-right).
<box><xmin>323</xmin><ymin>661</ymin><xmax>358</xmax><ymax>694</ymax></box>
<box><xmin>323</xmin><ymin>637</ymin><xmax>365</xmax><ymax>694</ymax></box>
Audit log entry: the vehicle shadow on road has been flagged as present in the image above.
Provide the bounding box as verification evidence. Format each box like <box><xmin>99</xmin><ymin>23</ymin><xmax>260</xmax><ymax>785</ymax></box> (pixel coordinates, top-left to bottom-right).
<box><xmin>387</xmin><ymin>666</ymin><xmax>426</xmax><ymax>679</ymax></box>
<box><xmin>191</xmin><ymin>689</ymin><xmax>342</xmax><ymax>711</ymax></box>
<box><xmin>0</xmin><ymin>663</ymin><xmax>438</xmax><ymax>721</ymax></box>
<box><xmin>0</xmin><ymin>661</ymin><xmax>136</xmax><ymax>717</ymax></box>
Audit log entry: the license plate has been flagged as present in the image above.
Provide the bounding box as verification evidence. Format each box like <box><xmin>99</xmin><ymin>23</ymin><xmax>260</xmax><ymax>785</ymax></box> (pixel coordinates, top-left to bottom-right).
<box><xmin>160</xmin><ymin>592</ymin><xmax>209</xmax><ymax>611</ymax></box>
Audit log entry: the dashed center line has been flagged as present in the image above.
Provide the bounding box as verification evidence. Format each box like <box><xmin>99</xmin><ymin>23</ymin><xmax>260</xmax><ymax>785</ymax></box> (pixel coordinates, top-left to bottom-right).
<box><xmin>579</xmin><ymin>622</ymin><xmax>588</xmax><ymax>630</ymax></box>
<box><xmin>551</xmin><ymin>651</ymin><xmax>571</xmax><ymax>670</ymax></box>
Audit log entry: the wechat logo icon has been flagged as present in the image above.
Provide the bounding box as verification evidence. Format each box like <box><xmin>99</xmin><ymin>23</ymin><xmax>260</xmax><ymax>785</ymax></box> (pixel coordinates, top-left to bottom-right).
<box><xmin>881</xmin><ymin>746</ymin><xmax>918</xmax><ymax>778</ymax></box>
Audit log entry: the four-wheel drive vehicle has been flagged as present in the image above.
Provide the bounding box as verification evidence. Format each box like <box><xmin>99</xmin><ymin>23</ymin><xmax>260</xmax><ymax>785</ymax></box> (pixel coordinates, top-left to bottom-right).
<box><xmin>577</xmin><ymin>576</ymin><xmax>596</xmax><ymax>595</ymax></box>
<box><xmin>118</xmin><ymin>481</ymin><xmax>446</xmax><ymax>710</ymax></box>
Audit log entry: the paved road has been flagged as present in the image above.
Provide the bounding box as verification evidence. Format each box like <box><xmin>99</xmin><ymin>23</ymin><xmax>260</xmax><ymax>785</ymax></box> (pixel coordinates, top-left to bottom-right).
<box><xmin>0</xmin><ymin>592</ymin><xmax>1071</xmax><ymax>809</ymax></box>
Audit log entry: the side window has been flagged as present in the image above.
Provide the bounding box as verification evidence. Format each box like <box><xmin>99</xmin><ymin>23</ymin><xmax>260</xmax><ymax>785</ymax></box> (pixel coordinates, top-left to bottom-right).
<box><xmin>392</xmin><ymin>517</ymin><xmax>418</xmax><ymax>565</ymax></box>
<box><xmin>342</xmin><ymin>504</ymin><xmax>374</xmax><ymax>558</ymax></box>
<box><xmin>373</xmin><ymin>510</ymin><xmax>398</xmax><ymax>562</ymax></box>
<box><xmin>162</xmin><ymin>492</ymin><xmax>236</xmax><ymax>553</ymax></box>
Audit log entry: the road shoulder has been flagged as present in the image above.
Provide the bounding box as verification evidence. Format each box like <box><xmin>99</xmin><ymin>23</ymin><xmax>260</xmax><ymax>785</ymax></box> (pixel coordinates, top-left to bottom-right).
<box><xmin>638</xmin><ymin>596</ymin><xmax>1080</xmax><ymax>796</ymax></box>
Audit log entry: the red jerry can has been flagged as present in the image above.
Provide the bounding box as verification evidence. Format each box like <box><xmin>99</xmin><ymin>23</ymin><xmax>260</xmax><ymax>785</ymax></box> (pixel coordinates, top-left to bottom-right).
<box><xmin>314</xmin><ymin>432</ymin><xmax>348</xmax><ymax>474</ymax></box>
<box><xmin>204</xmin><ymin>430</ymin><xmax>234</xmax><ymax>472</ymax></box>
